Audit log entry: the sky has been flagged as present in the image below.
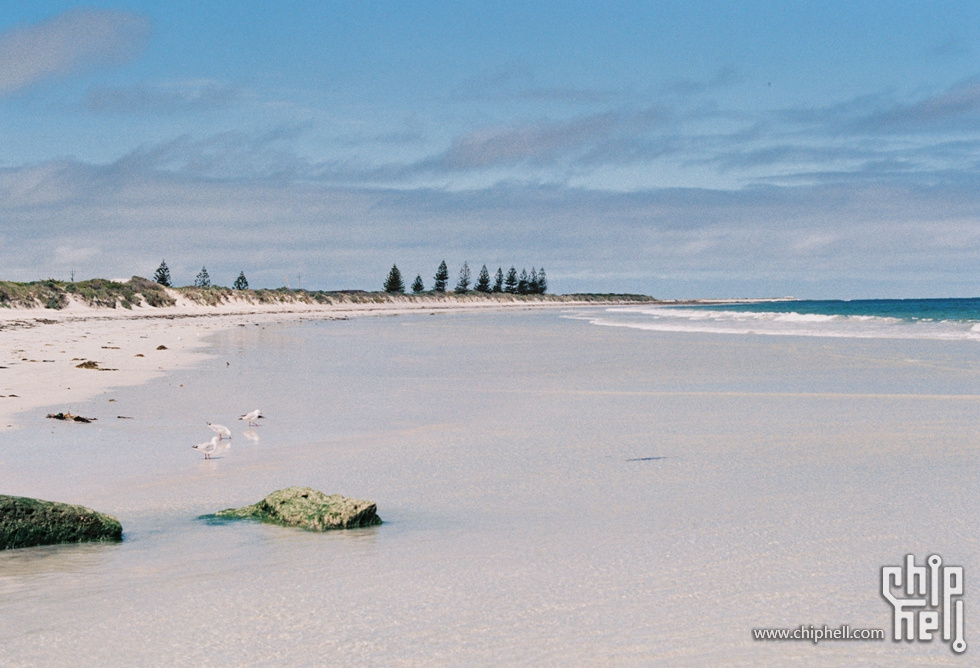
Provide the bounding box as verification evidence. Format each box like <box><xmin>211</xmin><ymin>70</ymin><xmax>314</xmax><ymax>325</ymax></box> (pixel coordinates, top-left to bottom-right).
<box><xmin>2</xmin><ymin>2</ymin><xmax>980</xmax><ymax>298</ymax></box>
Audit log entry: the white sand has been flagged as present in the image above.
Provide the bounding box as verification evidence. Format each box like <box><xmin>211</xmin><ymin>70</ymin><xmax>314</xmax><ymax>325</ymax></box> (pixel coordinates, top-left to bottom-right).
<box><xmin>2</xmin><ymin>308</ymin><xmax>977</xmax><ymax>665</ymax></box>
<box><xmin>0</xmin><ymin>295</ymin><xmax>627</xmax><ymax>428</ymax></box>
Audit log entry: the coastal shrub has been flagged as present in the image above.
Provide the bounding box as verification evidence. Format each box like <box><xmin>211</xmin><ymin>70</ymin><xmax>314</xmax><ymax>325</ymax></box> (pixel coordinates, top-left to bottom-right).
<box><xmin>128</xmin><ymin>276</ymin><xmax>176</xmax><ymax>307</ymax></box>
<box><xmin>179</xmin><ymin>286</ymin><xmax>235</xmax><ymax>306</ymax></box>
<box><xmin>0</xmin><ymin>281</ymin><xmax>56</xmax><ymax>308</ymax></box>
<box><xmin>67</xmin><ymin>279</ymin><xmax>137</xmax><ymax>308</ymax></box>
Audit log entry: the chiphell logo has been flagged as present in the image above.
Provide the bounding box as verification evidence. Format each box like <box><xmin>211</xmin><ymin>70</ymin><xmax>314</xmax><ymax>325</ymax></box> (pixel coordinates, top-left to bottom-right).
<box><xmin>882</xmin><ymin>554</ymin><xmax>966</xmax><ymax>654</ymax></box>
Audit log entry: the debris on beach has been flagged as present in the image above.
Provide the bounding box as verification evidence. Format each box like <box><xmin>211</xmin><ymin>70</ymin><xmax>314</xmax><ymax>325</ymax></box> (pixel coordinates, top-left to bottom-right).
<box><xmin>156</xmin><ymin>345</ymin><xmax>168</xmax><ymax>350</ymax></box>
<box><xmin>46</xmin><ymin>412</ymin><xmax>97</xmax><ymax>423</ymax></box>
<box><xmin>73</xmin><ymin>360</ymin><xmax>117</xmax><ymax>371</ymax></box>
<box><xmin>0</xmin><ymin>494</ymin><xmax>122</xmax><ymax>550</ymax></box>
<box><xmin>203</xmin><ymin>487</ymin><xmax>382</xmax><ymax>531</ymax></box>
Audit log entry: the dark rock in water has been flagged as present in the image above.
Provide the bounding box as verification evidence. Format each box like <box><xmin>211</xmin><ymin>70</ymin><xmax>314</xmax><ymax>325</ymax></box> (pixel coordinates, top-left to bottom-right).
<box><xmin>208</xmin><ymin>487</ymin><xmax>382</xmax><ymax>531</ymax></box>
<box><xmin>0</xmin><ymin>495</ymin><xmax>123</xmax><ymax>550</ymax></box>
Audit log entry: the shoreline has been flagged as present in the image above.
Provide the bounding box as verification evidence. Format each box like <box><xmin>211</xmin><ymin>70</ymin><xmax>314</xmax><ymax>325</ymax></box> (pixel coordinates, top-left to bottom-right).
<box><xmin>0</xmin><ymin>296</ymin><xmax>639</xmax><ymax>430</ymax></box>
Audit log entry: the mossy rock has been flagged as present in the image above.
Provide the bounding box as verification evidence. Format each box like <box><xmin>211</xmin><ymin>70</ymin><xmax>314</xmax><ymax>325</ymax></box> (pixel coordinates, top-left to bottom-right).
<box><xmin>0</xmin><ymin>495</ymin><xmax>123</xmax><ymax>550</ymax></box>
<box><xmin>206</xmin><ymin>487</ymin><xmax>382</xmax><ymax>531</ymax></box>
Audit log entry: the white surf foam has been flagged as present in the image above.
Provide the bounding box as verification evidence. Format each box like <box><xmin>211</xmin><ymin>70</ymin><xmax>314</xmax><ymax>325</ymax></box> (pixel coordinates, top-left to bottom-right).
<box><xmin>567</xmin><ymin>306</ymin><xmax>980</xmax><ymax>342</ymax></box>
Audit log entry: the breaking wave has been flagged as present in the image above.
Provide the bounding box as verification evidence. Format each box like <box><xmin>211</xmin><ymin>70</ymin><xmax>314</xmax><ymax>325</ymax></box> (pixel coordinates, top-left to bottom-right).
<box><xmin>568</xmin><ymin>301</ymin><xmax>980</xmax><ymax>341</ymax></box>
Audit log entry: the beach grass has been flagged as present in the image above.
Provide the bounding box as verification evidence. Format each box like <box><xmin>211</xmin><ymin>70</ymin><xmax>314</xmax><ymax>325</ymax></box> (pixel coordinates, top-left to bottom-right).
<box><xmin>0</xmin><ymin>277</ymin><xmax>659</xmax><ymax>310</ymax></box>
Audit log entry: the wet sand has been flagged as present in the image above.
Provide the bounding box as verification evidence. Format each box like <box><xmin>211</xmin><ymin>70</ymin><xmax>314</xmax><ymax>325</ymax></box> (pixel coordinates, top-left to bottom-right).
<box><xmin>1</xmin><ymin>309</ymin><xmax>977</xmax><ymax>666</ymax></box>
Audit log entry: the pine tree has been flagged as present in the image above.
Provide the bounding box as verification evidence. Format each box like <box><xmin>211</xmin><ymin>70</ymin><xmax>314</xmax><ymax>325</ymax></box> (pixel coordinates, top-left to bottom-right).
<box><xmin>536</xmin><ymin>267</ymin><xmax>547</xmax><ymax>294</ymax></box>
<box><xmin>194</xmin><ymin>266</ymin><xmax>211</xmax><ymax>288</ymax></box>
<box><xmin>455</xmin><ymin>262</ymin><xmax>471</xmax><ymax>293</ymax></box>
<box><xmin>504</xmin><ymin>267</ymin><xmax>518</xmax><ymax>294</ymax></box>
<box><xmin>517</xmin><ymin>268</ymin><xmax>529</xmax><ymax>295</ymax></box>
<box><xmin>384</xmin><ymin>264</ymin><xmax>405</xmax><ymax>293</ymax></box>
<box><xmin>493</xmin><ymin>267</ymin><xmax>504</xmax><ymax>293</ymax></box>
<box><xmin>233</xmin><ymin>271</ymin><xmax>249</xmax><ymax>290</ymax></box>
<box><xmin>411</xmin><ymin>275</ymin><xmax>424</xmax><ymax>293</ymax></box>
<box><xmin>153</xmin><ymin>260</ymin><xmax>172</xmax><ymax>287</ymax></box>
<box><xmin>433</xmin><ymin>260</ymin><xmax>449</xmax><ymax>293</ymax></box>
<box><xmin>475</xmin><ymin>265</ymin><xmax>491</xmax><ymax>293</ymax></box>
<box><xmin>529</xmin><ymin>268</ymin><xmax>539</xmax><ymax>294</ymax></box>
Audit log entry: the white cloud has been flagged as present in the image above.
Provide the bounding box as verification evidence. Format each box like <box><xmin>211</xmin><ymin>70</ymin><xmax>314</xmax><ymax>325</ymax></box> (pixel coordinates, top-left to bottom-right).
<box><xmin>3</xmin><ymin>157</ymin><xmax>980</xmax><ymax>298</ymax></box>
<box><xmin>0</xmin><ymin>8</ymin><xmax>149</xmax><ymax>95</ymax></box>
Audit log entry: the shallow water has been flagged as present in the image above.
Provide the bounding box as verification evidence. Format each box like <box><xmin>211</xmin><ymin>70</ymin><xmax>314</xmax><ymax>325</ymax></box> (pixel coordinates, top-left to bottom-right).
<box><xmin>1</xmin><ymin>309</ymin><xmax>978</xmax><ymax>666</ymax></box>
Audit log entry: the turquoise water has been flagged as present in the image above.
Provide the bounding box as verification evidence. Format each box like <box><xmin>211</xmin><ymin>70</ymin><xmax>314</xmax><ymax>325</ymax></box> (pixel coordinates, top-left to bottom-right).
<box><xmin>694</xmin><ymin>298</ymin><xmax>980</xmax><ymax>322</ymax></box>
<box><xmin>575</xmin><ymin>298</ymin><xmax>980</xmax><ymax>341</ymax></box>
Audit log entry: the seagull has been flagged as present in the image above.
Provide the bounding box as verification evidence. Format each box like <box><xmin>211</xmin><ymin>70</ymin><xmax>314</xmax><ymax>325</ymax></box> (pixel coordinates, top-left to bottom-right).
<box><xmin>193</xmin><ymin>435</ymin><xmax>220</xmax><ymax>460</ymax></box>
<box><xmin>239</xmin><ymin>409</ymin><xmax>262</xmax><ymax>427</ymax></box>
<box><xmin>207</xmin><ymin>422</ymin><xmax>232</xmax><ymax>440</ymax></box>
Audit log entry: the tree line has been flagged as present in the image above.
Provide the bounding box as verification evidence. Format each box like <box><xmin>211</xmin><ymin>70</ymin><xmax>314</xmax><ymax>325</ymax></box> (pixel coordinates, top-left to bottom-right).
<box><xmin>153</xmin><ymin>260</ymin><xmax>249</xmax><ymax>290</ymax></box>
<box><xmin>384</xmin><ymin>261</ymin><xmax>547</xmax><ymax>295</ymax></box>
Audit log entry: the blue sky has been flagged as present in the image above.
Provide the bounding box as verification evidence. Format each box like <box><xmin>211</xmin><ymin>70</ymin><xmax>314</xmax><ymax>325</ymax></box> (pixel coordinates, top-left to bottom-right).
<box><xmin>2</xmin><ymin>2</ymin><xmax>979</xmax><ymax>297</ymax></box>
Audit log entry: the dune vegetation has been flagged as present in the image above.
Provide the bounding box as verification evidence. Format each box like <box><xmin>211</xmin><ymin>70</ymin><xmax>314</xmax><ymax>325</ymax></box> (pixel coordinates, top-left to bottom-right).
<box><xmin>0</xmin><ymin>276</ymin><xmax>658</xmax><ymax>310</ymax></box>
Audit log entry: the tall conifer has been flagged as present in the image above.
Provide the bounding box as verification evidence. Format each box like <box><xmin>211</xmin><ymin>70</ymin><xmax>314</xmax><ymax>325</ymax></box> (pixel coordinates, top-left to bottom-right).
<box><xmin>194</xmin><ymin>266</ymin><xmax>211</xmax><ymax>288</ymax></box>
<box><xmin>517</xmin><ymin>268</ymin><xmax>529</xmax><ymax>295</ymax></box>
<box><xmin>504</xmin><ymin>267</ymin><xmax>518</xmax><ymax>294</ymax></box>
<box><xmin>536</xmin><ymin>267</ymin><xmax>547</xmax><ymax>294</ymax></box>
<box><xmin>384</xmin><ymin>265</ymin><xmax>405</xmax><ymax>293</ymax></box>
<box><xmin>455</xmin><ymin>262</ymin><xmax>471</xmax><ymax>293</ymax></box>
<box><xmin>153</xmin><ymin>260</ymin><xmax>172</xmax><ymax>287</ymax></box>
<box><xmin>475</xmin><ymin>265</ymin><xmax>491</xmax><ymax>293</ymax></box>
<box><xmin>493</xmin><ymin>267</ymin><xmax>504</xmax><ymax>293</ymax></box>
<box><xmin>434</xmin><ymin>260</ymin><xmax>449</xmax><ymax>293</ymax></box>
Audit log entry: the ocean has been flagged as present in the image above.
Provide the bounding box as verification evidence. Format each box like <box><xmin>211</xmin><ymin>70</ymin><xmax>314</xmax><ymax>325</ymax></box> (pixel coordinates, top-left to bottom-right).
<box><xmin>1</xmin><ymin>307</ymin><xmax>977</xmax><ymax>666</ymax></box>
<box><xmin>571</xmin><ymin>298</ymin><xmax>980</xmax><ymax>341</ymax></box>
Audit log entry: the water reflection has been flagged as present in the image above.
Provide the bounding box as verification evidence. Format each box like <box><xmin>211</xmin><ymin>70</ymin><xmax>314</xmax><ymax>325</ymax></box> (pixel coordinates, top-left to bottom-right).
<box><xmin>0</xmin><ymin>540</ymin><xmax>120</xmax><ymax>580</ymax></box>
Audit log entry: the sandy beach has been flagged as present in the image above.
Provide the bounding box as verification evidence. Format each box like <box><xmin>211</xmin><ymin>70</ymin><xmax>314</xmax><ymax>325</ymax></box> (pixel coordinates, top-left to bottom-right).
<box><xmin>2</xmin><ymin>303</ymin><xmax>978</xmax><ymax>666</ymax></box>
<box><xmin>0</xmin><ymin>294</ymin><xmax>628</xmax><ymax>429</ymax></box>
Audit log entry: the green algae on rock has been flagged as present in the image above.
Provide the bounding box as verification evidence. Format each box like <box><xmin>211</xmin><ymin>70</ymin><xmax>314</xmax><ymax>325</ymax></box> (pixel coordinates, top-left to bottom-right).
<box><xmin>207</xmin><ymin>487</ymin><xmax>382</xmax><ymax>531</ymax></box>
<box><xmin>0</xmin><ymin>495</ymin><xmax>123</xmax><ymax>550</ymax></box>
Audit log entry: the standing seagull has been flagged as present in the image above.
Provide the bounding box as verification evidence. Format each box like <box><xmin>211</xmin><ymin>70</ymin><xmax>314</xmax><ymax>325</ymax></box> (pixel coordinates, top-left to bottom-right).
<box><xmin>239</xmin><ymin>409</ymin><xmax>262</xmax><ymax>427</ymax></box>
<box><xmin>193</xmin><ymin>436</ymin><xmax>220</xmax><ymax>460</ymax></box>
<box><xmin>207</xmin><ymin>422</ymin><xmax>232</xmax><ymax>440</ymax></box>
